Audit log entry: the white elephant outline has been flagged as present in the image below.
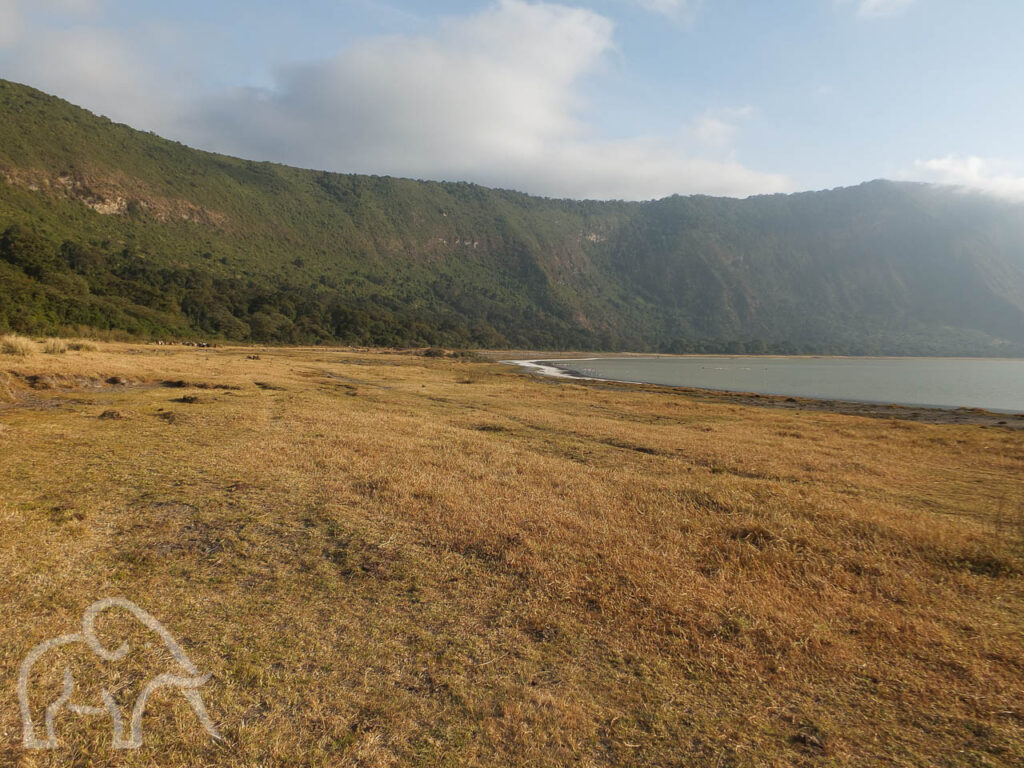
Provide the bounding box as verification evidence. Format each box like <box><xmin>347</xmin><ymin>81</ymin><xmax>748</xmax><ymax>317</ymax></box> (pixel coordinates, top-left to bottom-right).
<box><xmin>18</xmin><ymin>597</ymin><xmax>222</xmax><ymax>749</ymax></box>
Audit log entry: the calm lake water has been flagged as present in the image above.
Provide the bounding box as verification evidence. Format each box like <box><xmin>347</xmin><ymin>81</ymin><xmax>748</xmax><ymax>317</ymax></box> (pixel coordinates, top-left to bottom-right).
<box><xmin>517</xmin><ymin>356</ymin><xmax>1024</xmax><ymax>413</ymax></box>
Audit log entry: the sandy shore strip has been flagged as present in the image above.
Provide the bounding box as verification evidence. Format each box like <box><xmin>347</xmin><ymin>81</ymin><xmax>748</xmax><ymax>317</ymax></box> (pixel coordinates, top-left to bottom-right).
<box><xmin>498</xmin><ymin>359</ymin><xmax>580</xmax><ymax>379</ymax></box>
<box><xmin>499</xmin><ymin>358</ymin><xmax>649</xmax><ymax>385</ymax></box>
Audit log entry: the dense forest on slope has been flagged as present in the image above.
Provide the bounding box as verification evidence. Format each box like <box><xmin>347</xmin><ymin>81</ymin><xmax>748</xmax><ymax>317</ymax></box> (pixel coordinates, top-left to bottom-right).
<box><xmin>2</xmin><ymin>79</ymin><xmax>1023</xmax><ymax>354</ymax></box>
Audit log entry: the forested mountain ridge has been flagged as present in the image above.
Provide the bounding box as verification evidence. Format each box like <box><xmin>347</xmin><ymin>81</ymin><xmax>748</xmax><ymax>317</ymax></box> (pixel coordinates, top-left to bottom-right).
<box><xmin>2</xmin><ymin>78</ymin><xmax>1023</xmax><ymax>355</ymax></box>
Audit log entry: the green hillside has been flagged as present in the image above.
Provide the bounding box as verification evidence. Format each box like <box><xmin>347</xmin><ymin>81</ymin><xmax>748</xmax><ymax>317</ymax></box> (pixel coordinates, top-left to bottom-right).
<box><xmin>2</xmin><ymin>78</ymin><xmax>1023</xmax><ymax>354</ymax></box>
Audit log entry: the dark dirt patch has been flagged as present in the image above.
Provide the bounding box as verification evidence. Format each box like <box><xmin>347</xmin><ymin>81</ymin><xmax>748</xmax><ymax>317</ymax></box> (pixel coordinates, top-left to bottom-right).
<box><xmin>951</xmin><ymin>550</ymin><xmax>1020</xmax><ymax>578</ymax></box>
<box><xmin>162</xmin><ymin>380</ymin><xmax>240</xmax><ymax>390</ymax></box>
<box><xmin>473</xmin><ymin>424</ymin><xmax>511</xmax><ymax>433</ymax></box>
<box><xmin>22</xmin><ymin>373</ymin><xmax>139</xmax><ymax>391</ymax></box>
<box><xmin>324</xmin><ymin>537</ymin><xmax>393</xmax><ymax>578</ymax></box>
<box><xmin>312</xmin><ymin>370</ymin><xmax>391</xmax><ymax>390</ymax></box>
<box><xmin>599</xmin><ymin>437</ymin><xmax>665</xmax><ymax>456</ymax></box>
<box><xmin>47</xmin><ymin>504</ymin><xmax>87</xmax><ymax>524</ymax></box>
<box><xmin>113</xmin><ymin>501</ymin><xmax>225</xmax><ymax>561</ymax></box>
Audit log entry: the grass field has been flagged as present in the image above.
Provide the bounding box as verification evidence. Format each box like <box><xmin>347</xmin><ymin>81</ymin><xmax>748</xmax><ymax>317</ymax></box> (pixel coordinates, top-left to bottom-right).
<box><xmin>0</xmin><ymin>341</ymin><xmax>1021</xmax><ymax>767</ymax></box>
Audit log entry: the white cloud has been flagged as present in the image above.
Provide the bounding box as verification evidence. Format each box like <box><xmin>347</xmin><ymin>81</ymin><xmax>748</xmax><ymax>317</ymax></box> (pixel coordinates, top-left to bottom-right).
<box><xmin>628</xmin><ymin>0</ymin><xmax>699</xmax><ymax>20</ymax></box>
<box><xmin>689</xmin><ymin>107</ymin><xmax>757</xmax><ymax>152</ymax></box>
<box><xmin>846</xmin><ymin>0</ymin><xmax>917</xmax><ymax>19</ymax></box>
<box><xmin>175</xmin><ymin>0</ymin><xmax>789</xmax><ymax>199</ymax></box>
<box><xmin>505</xmin><ymin>137</ymin><xmax>790</xmax><ymax>199</ymax></box>
<box><xmin>0</xmin><ymin>17</ymin><xmax>171</xmax><ymax>129</ymax></box>
<box><xmin>182</xmin><ymin>2</ymin><xmax>610</xmax><ymax>171</ymax></box>
<box><xmin>911</xmin><ymin>155</ymin><xmax>1024</xmax><ymax>202</ymax></box>
<box><xmin>692</xmin><ymin>115</ymin><xmax>737</xmax><ymax>150</ymax></box>
<box><xmin>0</xmin><ymin>0</ymin><xmax>791</xmax><ymax>200</ymax></box>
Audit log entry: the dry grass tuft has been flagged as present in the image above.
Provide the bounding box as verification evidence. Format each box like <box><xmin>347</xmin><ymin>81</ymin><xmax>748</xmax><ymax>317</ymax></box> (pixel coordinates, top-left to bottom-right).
<box><xmin>0</xmin><ymin>371</ymin><xmax>15</xmax><ymax>402</ymax></box>
<box><xmin>0</xmin><ymin>333</ymin><xmax>34</xmax><ymax>356</ymax></box>
<box><xmin>41</xmin><ymin>337</ymin><xmax>68</xmax><ymax>354</ymax></box>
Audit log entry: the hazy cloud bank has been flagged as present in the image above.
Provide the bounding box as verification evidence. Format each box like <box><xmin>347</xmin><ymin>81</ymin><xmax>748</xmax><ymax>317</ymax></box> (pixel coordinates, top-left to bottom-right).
<box><xmin>912</xmin><ymin>155</ymin><xmax>1024</xmax><ymax>202</ymax></box>
<box><xmin>0</xmin><ymin>0</ymin><xmax>790</xmax><ymax>200</ymax></box>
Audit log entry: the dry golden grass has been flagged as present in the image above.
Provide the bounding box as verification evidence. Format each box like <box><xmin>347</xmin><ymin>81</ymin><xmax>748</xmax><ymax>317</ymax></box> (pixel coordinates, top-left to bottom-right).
<box><xmin>0</xmin><ymin>343</ymin><xmax>1021</xmax><ymax>767</ymax></box>
<box><xmin>0</xmin><ymin>334</ymin><xmax>34</xmax><ymax>356</ymax></box>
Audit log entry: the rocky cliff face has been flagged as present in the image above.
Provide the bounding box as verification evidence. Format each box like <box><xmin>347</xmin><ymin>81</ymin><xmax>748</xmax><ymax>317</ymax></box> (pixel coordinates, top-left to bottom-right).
<box><xmin>1</xmin><ymin>165</ymin><xmax>226</xmax><ymax>225</ymax></box>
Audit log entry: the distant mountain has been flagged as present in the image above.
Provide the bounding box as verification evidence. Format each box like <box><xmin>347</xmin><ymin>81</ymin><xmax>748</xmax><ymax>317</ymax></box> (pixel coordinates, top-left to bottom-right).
<box><xmin>2</xmin><ymin>78</ymin><xmax>1023</xmax><ymax>355</ymax></box>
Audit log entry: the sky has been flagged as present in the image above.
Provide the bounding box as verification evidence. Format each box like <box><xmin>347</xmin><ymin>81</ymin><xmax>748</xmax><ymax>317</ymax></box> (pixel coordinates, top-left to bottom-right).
<box><xmin>0</xmin><ymin>0</ymin><xmax>1022</xmax><ymax>201</ymax></box>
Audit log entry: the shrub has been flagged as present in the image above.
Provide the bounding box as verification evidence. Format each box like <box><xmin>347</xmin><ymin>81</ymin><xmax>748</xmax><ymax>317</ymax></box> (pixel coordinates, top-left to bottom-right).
<box><xmin>67</xmin><ymin>341</ymin><xmax>98</xmax><ymax>352</ymax></box>
<box><xmin>0</xmin><ymin>334</ymin><xmax>34</xmax><ymax>356</ymax></box>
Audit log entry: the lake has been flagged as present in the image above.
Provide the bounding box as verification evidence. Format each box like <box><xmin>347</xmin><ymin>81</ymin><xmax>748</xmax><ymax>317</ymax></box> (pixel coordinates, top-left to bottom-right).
<box><xmin>509</xmin><ymin>356</ymin><xmax>1024</xmax><ymax>413</ymax></box>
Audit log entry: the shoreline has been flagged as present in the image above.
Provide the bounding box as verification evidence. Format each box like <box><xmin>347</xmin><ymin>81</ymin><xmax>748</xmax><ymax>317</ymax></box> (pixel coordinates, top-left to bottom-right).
<box><xmin>487</xmin><ymin>350</ymin><xmax>1024</xmax><ymax>363</ymax></box>
<box><xmin>501</xmin><ymin>358</ymin><xmax>1024</xmax><ymax>429</ymax></box>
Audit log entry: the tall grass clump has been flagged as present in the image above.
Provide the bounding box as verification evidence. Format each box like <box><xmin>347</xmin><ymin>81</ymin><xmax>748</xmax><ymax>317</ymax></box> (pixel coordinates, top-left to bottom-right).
<box><xmin>0</xmin><ymin>371</ymin><xmax>14</xmax><ymax>402</ymax></box>
<box><xmin>42</xmin><ymin>337</ymin><xmax>68</xmax><ymax>354</ymax></box>
<box><xmin>1</xmin><ymin>334</ymin><xmax>34</xmax><ymax>356</ymax></box>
